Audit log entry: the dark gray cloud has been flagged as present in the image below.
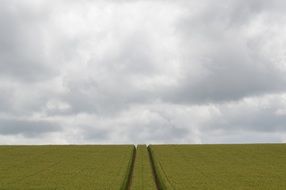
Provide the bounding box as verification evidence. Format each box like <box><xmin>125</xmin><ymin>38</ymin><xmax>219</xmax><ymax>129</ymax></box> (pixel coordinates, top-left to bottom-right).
<box><xmin>201</xmin><ymin>131</ymin><xmax>284</xmax><ymax>144</ymax></box>
<box><xmin>169</xmin><ymin>48</ymin><xmax>286</xmax><ymax>103</ymax></box>
<box><xmin>80</xmin><ymin>127</ymin><xmax>110</xmax><ymax>142</ymax></box>
<box><xmin>0</xmin><ymin>1</ymin><xmax>57</xmax><ymax>82</ymax></box>
<box><xmin>58</xmin><ymin>29</ymin><xmax>165</xmax><ymax>115</ymax></box>
<box><xmin>0</xmin><ymin>87</ymin><xmax>12</xmax><ymax>112</ymax></box>
<box><xmin>0</xmin><ymin>118</ymin><xmax>61</xmax><ymax>137</ymax></box>
<box><xmin>126</xmin><ymin>114</ymin><xmax>189</xmax><ymax>144</ymax></box>
<box><xmin>205</xmin><ymin>97</ymin><xmax>286</xmax><ymax>133</ymax></box>
<box><xmin>164</xmin><ymin>0</ymin><xmax>286</xmax><ymax>104</ymax></box>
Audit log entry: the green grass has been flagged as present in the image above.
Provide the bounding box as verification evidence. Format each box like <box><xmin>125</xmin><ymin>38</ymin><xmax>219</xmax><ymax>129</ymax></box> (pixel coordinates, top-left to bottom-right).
<box><xmin>149</xmin><ymin>144</ymin><xmax>286</xmax><ymax>190</ymax></box>
<box><xmin>130</xmin><ymin>145</ymin><xmax>157</xmax><ymax>190</ymax></box>
<box><xmin>1</xmin><ymin>144</ymin><xmax>285</xmax><ymax>189</ymax></box>
<box><xmin>0</xmin><ymin>145</ymin><xmax>134</xmax><ymax>190</ymax></box>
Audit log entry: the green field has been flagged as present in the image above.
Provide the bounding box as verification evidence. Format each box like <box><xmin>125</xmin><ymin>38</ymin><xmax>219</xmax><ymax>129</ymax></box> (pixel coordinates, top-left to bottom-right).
<box><xmin>130</xmin><ymin>145</ymin><xmax>157</xmax><ymax>190</ymax></box>
<box><xmin>1</xmin><ymin>144</ymin><xmax>286</xmax><ymax>189</ymax></box>
<box><xmin>149</xmin><ymin>144</ymin><xmax>286</xmax><ymax>190</ymax></box>
<box><xmin>0</xmin><ymin>145</ymin><xmax>134</xmax><ymax>190</ymax></box>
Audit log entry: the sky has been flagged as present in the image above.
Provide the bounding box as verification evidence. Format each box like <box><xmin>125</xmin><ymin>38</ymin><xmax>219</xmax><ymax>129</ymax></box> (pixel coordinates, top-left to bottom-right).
<box><xmin>0</xmin><ymin>0</ymin><xmax>286</xmax><ymax>144</ymax></box>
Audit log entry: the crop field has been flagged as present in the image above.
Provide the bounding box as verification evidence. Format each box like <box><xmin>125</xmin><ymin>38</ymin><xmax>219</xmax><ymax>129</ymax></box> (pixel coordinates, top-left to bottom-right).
<box><xmin>1</xmin><ymin>144</ymin><xmax>285</xmax><ymax>189</ymax></box>
<box><xmin>130</xmin><ymin>145</ymin><xmax>157</xmax><ymax>190</ymax></box>
<box><xmin>149</xmin><ymin>144</ymin><xmax>286</xmax><ymax>190</ymax></box>
<box><xmin>0</xmin><ymin>145</ymin><xmax>134</xmax><ymax>190</ymax></box>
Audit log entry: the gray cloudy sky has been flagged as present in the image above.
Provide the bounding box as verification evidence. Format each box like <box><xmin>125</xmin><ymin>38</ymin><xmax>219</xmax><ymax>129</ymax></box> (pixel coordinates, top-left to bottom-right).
<box><xmin>1</xmin><ymin>0</ymin><xmax>286</xmax><ymax>144</ymax></box>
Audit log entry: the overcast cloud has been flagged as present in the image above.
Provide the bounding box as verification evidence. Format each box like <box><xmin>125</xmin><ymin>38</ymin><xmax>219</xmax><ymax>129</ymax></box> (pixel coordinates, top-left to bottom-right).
<box><xmin>0</xmin><ymin>0</ymin><xmax>286</xmax><ymax>144</ymax></box>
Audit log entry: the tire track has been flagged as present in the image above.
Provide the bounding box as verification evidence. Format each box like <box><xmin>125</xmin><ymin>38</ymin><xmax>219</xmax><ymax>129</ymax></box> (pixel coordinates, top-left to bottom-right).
<box><xmin>148</xmin><ymin>146</ymin><xmax>163</xmax><ymax>190</ymax></box>
<box><xmin>126</xmin><ymin>145</ymin><xmax>136</xmax><ymax>190</ymax></box>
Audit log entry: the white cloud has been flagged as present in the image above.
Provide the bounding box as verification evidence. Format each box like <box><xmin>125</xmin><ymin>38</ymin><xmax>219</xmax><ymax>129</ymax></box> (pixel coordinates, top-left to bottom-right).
<box><xmin>1</xmin><ymin>0</ymin><xmax>286</xmax><ymax>144</ymax></box>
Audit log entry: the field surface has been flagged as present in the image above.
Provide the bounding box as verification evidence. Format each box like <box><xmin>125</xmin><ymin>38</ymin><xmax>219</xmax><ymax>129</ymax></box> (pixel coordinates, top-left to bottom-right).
<box><xmin>1</xmin><ymin>144</ymin><xmax>286</xmax><ymax>189</ymax></box>
<box><xmin>0</xmin><ymin>145</ymin><xmax>134</xmax><ymax>190</ymax></box>
<box><xmin>130</xmin><ymin>145</ymin><xmax>157</xmax><ymax>190</ymax></box>
<box><xmin>149</xmin><ymin>144</ymin><xmax>286</xmax><ymax>190</ymax></box>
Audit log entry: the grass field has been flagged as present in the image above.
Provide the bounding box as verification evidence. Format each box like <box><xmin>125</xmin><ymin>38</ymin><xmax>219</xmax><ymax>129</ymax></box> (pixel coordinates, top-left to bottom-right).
<box><xmin>1</xmin><ymin>144</ymin><xmax>285</xmax><ymax>189</ymax></box>
<box><xmin>0</xmin><ymin>145</ymin><xmax>134</xmax><ymax>190</ymax></box>
<box><xmin>130</xmin><ymin>145</ymin><xmax>157</xmax><ymax>190</ymax></box>
<box><xmin>149</xmin><ymin>144</ymin><xmax>286</xmax><ymax>190</ymax></box>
